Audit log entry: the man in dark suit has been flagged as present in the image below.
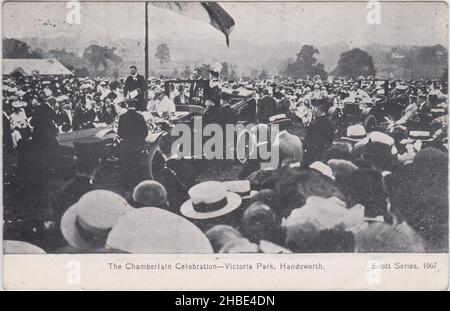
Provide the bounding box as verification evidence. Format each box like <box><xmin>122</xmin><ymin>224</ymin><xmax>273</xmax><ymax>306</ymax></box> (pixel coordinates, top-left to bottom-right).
<box><xmin>124</xmin><ymin>66</ymin><xmax>147</xmax><ymax>112</ymax></box>
<box><xmin>56</xmin><ymin>100</ymin><xmax>74</xmax><ymax>132</ymax></box>
<box><xmin>303</xmin><ymin>100</ymin><xmax>335</xmax><ymax>166</ymax></box>
<box><xmin>3</xmin><ymin>111</ymin><xmax>13</xmax><ymax>154</ymax></box>
<box><xmin>117</xmin><ymin>99</ymin><xmax>148</xmax><ymax>189</ymax></box>
<box><xmin>48</xmin><ymin>137</ymin><xmax>103</xmax><ymax>251</ymax></box>
<box><xmin>151</xmin><ymin>133</ymin><xmax>200</xmax><ymax>211</ymax></box>
<box><xmin>174</xmin><ymin>85</ymin><xmax>188</xmax><ymax>105</ymax></box>
<box><xmin>257</xmin><ymin>90</ymin><xmax>277</xmax><ymax>123</ymax></box>
<box><xmin>30</xmin><ymin>97</ymin><xmax>59</xmax><ymax>180</ymax></box>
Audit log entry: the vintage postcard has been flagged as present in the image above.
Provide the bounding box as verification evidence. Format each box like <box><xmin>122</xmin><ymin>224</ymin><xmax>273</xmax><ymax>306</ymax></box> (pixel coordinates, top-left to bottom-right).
<box><xmin>1</xmin><ymin>0</ymin><xmax>448</xmax><ymax>291</ymax></box>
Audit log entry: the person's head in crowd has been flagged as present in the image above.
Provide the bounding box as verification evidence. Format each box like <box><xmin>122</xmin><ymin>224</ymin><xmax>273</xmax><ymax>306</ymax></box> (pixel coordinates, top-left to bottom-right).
<box><xmin>219</xmin><ymin>238</ymin><xmax>260</xmax><ymax>253</ymax></box>
<box><xmin>362</xmin><ymin>141</ymin><xmax>398</xmax><ymax>171</ymax></box>
<box><xmin>125</xmin><ymin>98</ymin><xmax>138</xmax><ymax>110</ymax></box>
<box><xmin>106</xmin><ymin>207</ymin><xmax>213</xmax><ymax>253</ymax></box>
<box><xmin>158</xmin><ymin>132</ymin><xmax>178</xmax><ymax>159</ymax></box>
<box><xmin>241</xmin><ymin>202</ymin><xmax>281</xmax><ymax>244</ymax></box>
<box><xmin>274</xmin><ymin>169</ymin><xmax>347</xmax><ymax>217</ymax></box>
<box><xmin>11</xmin><ymin>101</ymin><xmax>25</xmax><ymax>113</ymax></box>
<box><xmin>283</xmin><ymin>196</ymin><xmax>363</xmax><ymax>252</ymax></box>
<box><xmin>327</xmin><ymin>159</ymin><xmax>359</xmax><ymax>185</ymax></box>
<box><xmin>205</xmin><ymin>225</ymin><xmax>243</xmax><ymax>253</ymax></box>
<box><xmin>385</xmin><ymin>148</ymin><xmax>448</xmax><ymax>252</ymax></box>
<box><xmin>60</xmin><ymin>190</ymin><xmax>133</xmax><ymax>251</ymax></box>
<box><xmin>314</xmin><ymin>98</ymin><xmax>330</xmax><ymax>118</ymax></box>
<box><xmin>341</xmin><ymin>124</ymin><xmax>367</xmax><ymax>147</ymax></box>
<box><xmin>351</xmin><ymin>131</ymin><xmax>398</xmax><ymax>171</ymax></box>
<box><xmin>321</xmin><ymin>143</ymin><xmax>353</xmax><ymax>162</ymax></box>
<box><xmin>46</xmin><ymin>96</ymin><xmax>56</xmax><ymax>107</ymax></box>
<box><xmin>132</xmin><ymin>180</ymin><xmax>168</xmax><ymax>209</ymax></box>
<box><xmin>73</xmin><ymin>137</ymin><xmax>103</xmax><ymax>180</ymax></box>
<box><xmin>355</xmin><ymin>222</ymin><xmax>425</xmax><ymax>253</ymax></box>
<box><xmin>129</xmin><ymin>66</ymin><xmax>137</xmax><ymax>76</ymax></box>
<box><xmin>341</xmin><ymin>168</ymin><xmax>388</xmax><ymax>219</ymax></box>
<box><xmin>247</xmin><ymin>189</ymin><xmax>275</xmax><ymax>207</ymax></box>
<box><xmin>309</xmin><ymin>161</ymin><xmax>334</xmax><ymax>180</ymax></box>
<box><xmin>389</xmin><ymin>126</ymin><xmax>410</xmax><ymax>155</ymax></box>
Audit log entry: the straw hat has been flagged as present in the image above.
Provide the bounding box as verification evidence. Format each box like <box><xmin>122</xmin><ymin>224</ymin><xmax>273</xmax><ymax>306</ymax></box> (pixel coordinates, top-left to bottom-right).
<box><xmin>61</xmin><ymin>190</ymin><xmax>133</xmax><ymax>251</ymax></box>
<box><xmin>11</xmin><ymin>101</ymin><xmax>26</xmax><ymax>108</ymax></box>
<box><xmin>341</xmin><ymin>124</ymin><xmax>367</xmax><ymax>142</ymax></box>
<box><xmin>309</xmin><ymin>161</ymin><xmax>334</xmax><ymax>179</ymax></box>
<box><xmin>180</xmin><ymin>181</ymin><xmax>242</xmax><ymax>220</ymax></box>
<box><xmin>106</xmin><ymin>207</ymin><xmax>213</xmax><ymax>253</ymax></box>
<box><xmin>222</xmin><ymin>180</ymin><xmax>257</xmax><ymax>199</ymax></box>
<box><xmin>408</xmin><ymin>130</ymin><xmax>433</xmax><ymax>142</ymax></box>
<box><xmin>3</xmin><ymin>240</ymin><xmax>46</xmax><ymax>254</ymax></box>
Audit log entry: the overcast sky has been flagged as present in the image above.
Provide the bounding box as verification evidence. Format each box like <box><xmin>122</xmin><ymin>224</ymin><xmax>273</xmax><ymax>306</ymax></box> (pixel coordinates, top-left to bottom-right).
<box><xmin>2</xmin><ymin>1</ymin><xmax>448</xmax><ymax>47</ymax></box>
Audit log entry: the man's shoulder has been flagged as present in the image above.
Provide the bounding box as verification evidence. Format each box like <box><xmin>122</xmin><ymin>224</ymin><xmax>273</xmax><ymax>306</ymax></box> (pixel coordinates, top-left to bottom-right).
<box><xmin>124</xmin><ymin>109</ymin><xmax>146</xmax><ymax>121</ymax></box>
<box><xmin>58</xmin><ymin>176</ymin><xmax>93</xmax><ymax>198</ymax></box>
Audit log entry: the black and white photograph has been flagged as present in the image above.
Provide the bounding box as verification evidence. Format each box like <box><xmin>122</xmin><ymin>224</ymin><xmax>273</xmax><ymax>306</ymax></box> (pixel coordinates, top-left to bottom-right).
<box><xmin>1</xmin><ymin>0</ymin><xmax>448</xmax><ymax>260</ymax></box>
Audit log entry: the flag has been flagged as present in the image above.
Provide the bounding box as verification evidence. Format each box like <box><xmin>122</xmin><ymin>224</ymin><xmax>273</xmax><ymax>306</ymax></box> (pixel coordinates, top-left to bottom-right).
<box><xmin>149</xmin><ymin>2</ymin><xmax>235</xmax><ymax>46</ymax></box>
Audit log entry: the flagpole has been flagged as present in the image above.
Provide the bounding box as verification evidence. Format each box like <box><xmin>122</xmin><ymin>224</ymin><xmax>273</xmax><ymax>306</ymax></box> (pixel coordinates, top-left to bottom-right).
<box><xmin>145</xmin><ymin>1</ymin><xmax>149</xmax><ymax>80</ymax></box>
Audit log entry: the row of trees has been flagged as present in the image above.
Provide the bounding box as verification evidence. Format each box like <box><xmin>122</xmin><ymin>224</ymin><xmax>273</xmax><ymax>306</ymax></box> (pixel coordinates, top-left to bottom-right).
<box><xmin>154</xmin><ymin>42</ymin><xmax>378</xmax><ymax>80</ymax></box>
<box><xmin>3</xmin><ymin>38</ymin><xmax>124</xmax><ymax>77</ymax></box>
<box><xmin>283</xmin><ymin>45</ymin><xmax>376</xmax><ymax>80</ymax></box>
<box><xmin>4</xmin><ymin>38</ymin><xmax>447</xmax><ymax>80</ymax></box>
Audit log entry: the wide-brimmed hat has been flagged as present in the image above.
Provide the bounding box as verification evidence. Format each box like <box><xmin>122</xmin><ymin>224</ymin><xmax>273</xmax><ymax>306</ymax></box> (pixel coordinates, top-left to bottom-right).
<box><xmin>222</xmin><ymin>180</ymin><xmax>257</xmax><ymax>199</ymax></box>
<box><xmin>341</xmin><ymin>124</ymin><xmax>367</xmax><ymax>142</ymax></box>
<box><xmin>355</xmin><ymin>131</ymin><xmax>398</xmax><ymax>155</ymax></box>
<box><xmin>268</xmin><ymin>113</ymin><xmax>291</xmax><ymax>129</ymax></box>
<box><xmin>408</xmin><ymin>130</ymin><xmax>433</xmax><ymax>142</ymax></box>
<box><xmin>56</xmin><ymin>95</ymin><xmax>69</xmax><ymax>103</ymax></box>
<box><xmin>268</xmin><ymin>113</ymin><xmax>290</xmax><ymax>123</ymax></box>
<box><xmin>106</xmin><ymin>207</ymin><xmax>213</xmax><ymax>253</ymax></box>
<box><xmin>61</xmin><ymin>190</ymin><xmax>133</xmax><ymax>251</ymax></box>
<box><xmin>180</xmin><ymin>181</ymin><xmax>242</xmax><ymax>220</ymax></box>
<box><xmin>327</xmin><ymin>159</ymin><xmax>359</xmax><ymax>179</ymax></box>
<box><xmin>11</xmin><ymin>101</ymin><xmax>26</xmax><ymax>108</ymax></box>
<box><xmin>309</xmin><ymin>161</ymin><xmax>334</xmax><ymax>179</ymax></box>
<box><xmin>3</xmin><ymin>240</ymin><xmax>46</xmax><ymax>254</ymax></box>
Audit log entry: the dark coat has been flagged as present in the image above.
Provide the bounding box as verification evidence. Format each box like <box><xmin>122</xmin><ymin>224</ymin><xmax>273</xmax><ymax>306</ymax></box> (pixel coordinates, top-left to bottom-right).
<box><xmin>30</xmin><ymin>104</ymin><xmax>59</xmax><ymax>154</ymax></box>
<box><xmin>174</xmin><ymin>94</ymin><xmax>188</xmax><ymax>105</ymax></box>
<box><xmin>124</xmin><ymin>74</ymin><xmax>147</xmax><ymax>111</ymax></box>
<box><xmin>45</xmin><ymin>175</ymin><xmax>94</xmax><ymax>251</ymax></box>
<box><xmin>52</xmin><ymin>175</ymin><xmax>94</xmax><ymax>224</ymax></box>
<box><xmin>82</xmin><ymin>108</ymin><xmax>96</xmax><ymax>129</ymax></box>
<box><xmin>152</xmin><ymin>151</ymin><xmax>200</xmax><ymax>210</ymax></box>
<box><xmin>72</xmin><ymin>107</ymin><xmax>85</xmax><ymax>130</ymax></box>
<box><xmin>257</xmin><ymin>95</ymin><xmax>277</xmax><ymax>123</ymax></box>
<box><xmin>303</xmin><ymin>114</ymin><xmax>335</xmax><ymax>166</ymax></box>
<box><xmin>118</xmin><ymin>109</ymin><xmax>148</xmax><ymax>143</ymax></box>
<box><xmin>117</xmin><ymin>109</ymin><xmax>148</xmax><ymax>165</ymax></box>
<box><xmin>55</xmin><ymin>109</ymin><xmax>73</xmax><ymax>132</ymax></box>
<box><xmin>3</xmin><ymin>113</ymin><xmax>13</xmax><ymax>153</ymax></box>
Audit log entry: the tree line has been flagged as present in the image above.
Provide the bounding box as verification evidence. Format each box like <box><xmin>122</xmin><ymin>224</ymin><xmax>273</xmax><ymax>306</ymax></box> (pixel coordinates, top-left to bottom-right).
<box><xmin>3</xmin><ymin>38</ymin><xmax>447</xmax><ymax>80</ymax></box>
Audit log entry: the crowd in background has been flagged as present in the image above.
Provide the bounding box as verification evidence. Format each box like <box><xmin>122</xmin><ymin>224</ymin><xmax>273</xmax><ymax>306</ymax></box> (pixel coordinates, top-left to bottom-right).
<box><xmin>2</xmin><ymin>68</ymin><xmax>449</xmax><ymax>254</ymax></box>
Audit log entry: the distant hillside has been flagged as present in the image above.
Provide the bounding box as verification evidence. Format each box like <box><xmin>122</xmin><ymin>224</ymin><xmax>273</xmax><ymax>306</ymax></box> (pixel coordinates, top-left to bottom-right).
<box><xmin>9</xmin><ymin>36</ymin><xmax>448</xmax><ymax>79</ymax></box>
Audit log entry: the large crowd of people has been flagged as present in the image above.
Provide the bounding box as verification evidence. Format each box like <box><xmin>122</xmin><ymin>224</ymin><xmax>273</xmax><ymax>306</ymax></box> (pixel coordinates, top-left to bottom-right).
<box><xmin>2</xmin><ymin>65</ymin><xmax>449</xmax><ymax>254</ymax></box>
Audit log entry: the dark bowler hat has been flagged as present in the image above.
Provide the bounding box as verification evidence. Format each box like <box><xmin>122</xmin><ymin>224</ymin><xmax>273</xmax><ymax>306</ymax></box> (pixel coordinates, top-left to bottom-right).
<box><xmin>73</xmin><ymin>136</ymin><xmax>104</xmax><ymax>160</ymax></box>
